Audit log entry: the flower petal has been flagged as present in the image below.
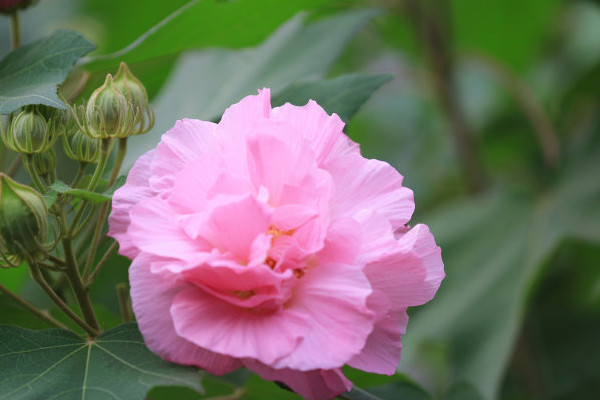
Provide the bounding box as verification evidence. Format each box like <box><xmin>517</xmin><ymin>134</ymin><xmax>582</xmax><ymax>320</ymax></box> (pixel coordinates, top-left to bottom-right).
<box><xmin>349</xmin><ymin>290</ymin><xmax>408</xmax><ymax>375</ymax></box>
<box><xmin>272</xmin><ymin>263</ymin><xmax>374</xmax><ymax>370</ymax></box>
<box><xmin>366</xmin><ymin>224</ymin><xmax>445</xmax><ymax>309</ymax></box>
<box><xmin>245</xmin><ymin>360</ymin><xmax>352</xmax><ymax>400</ymax></box>
<box><xmin>272</xmin><ymin>100</ymin><xmax>347</xmax><ymax>165</ymax></box>
<box><xmin>109</xmin><ymin>149</ymin><xmax>155</xmax><ymax>258</ymax></box>
<box><xmin>326</xmin><ymin>153</ymin><xmax>414</xmax><ymax>229</ymax></box>
<box><xmin>170</xmin><ymin>287</ymin><xmax>308</xmax><ymax>365</ymax></box>
<box><xmin>129</xmin><ymin>254</ymin><xmax>241</xmax><ymax>375</ymax></box>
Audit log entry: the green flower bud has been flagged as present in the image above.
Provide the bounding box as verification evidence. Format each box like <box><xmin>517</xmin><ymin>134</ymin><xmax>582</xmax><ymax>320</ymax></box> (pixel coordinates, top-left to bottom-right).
<box><xmin>0</xmin><ymin>174</ymin><xmax>47</xmax><ymax>263</ymax></box>
<box><xmin>2</xmin><ymin>106</ymin><xmax>55</xmax><ymax>154</ymax></box>
<box><xmin>63</xmin><ymin>128</ymin><xmax>101</xmax><ymax>163</ymax></box>
<box><xmin>113</xmin><ymin>62</ymin><xmax>155</xmax><ymax>135</ymax></box>
<box><xmin>30</xmin><ymin>149</ymin><xmax>56</xmax><ymax>178</ymax></box>
<box><xmin>85</xmin><ymin>74</ymin><xmax>132</xmax><ymax>139</ymax></box>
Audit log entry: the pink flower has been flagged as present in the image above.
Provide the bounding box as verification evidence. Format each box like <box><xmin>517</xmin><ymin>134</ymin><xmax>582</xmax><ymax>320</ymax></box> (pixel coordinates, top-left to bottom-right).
<box><xmin>109</xmin><ymin>89</ymin><xmax>444</xmax><ymax>400</ymax></box>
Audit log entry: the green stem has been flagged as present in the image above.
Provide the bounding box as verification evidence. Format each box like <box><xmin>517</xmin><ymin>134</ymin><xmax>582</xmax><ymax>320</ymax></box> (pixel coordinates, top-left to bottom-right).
<box><xmin>86</xmin><ymin>139</ymin><xmax>111</xmax><ymax>192</ymax></box>
<box><xmin>109</xmin><ymin>138</ymin><xmax>127</xmax><ymax>186</ymax></box>
<box><xmin>0</xmin><ymin>282</ymin><xmax>69</xmax><ymax>330</ymax></box>
<box><xmin>86</xmin><ymin>240</ymin><xmax>118</xmax><ymax>286</ymax></box>
<box><xmin>10</xmin><ymin>11</ymin><xmax>20</xmax><ymax>50</ymax></box>
<box><xmin>70</xmin><ymin>162</ymin><xmax>88</xmax><ymax>188</ymax></box>
<box><xmin>116</xmin><ymin>283</ymin><xmax>131</xmax><ymax>323</ymax></box>
<box><xmin>56</xmin><ymin>208</ymin><xmax>100</xmax><ymax>336</ymax></box>
<box><xmin>82</xmin><ymin>202</ymin><xmax>109</xmax><ymax>283</ymax></box>
<box><xmin>29</xmin><ymin>262</ymin><xmax>98</xmax><ymax>336</ymax></box>
<box><xmin>23</xmin><ymin>154</ymin><xmax>46</xmax><ymax>192</ymax></box>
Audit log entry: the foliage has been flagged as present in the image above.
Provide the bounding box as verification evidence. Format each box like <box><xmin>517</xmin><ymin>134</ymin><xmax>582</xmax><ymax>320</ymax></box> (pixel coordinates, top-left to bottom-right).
<box><xmin>0</xmin><ymin>0</ymin><xmax>599</xmax><ymax>399</ymax></box>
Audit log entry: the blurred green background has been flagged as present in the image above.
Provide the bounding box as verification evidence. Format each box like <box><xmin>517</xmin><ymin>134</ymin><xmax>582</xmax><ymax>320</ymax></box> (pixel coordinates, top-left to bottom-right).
<box><xmin>1</xmin><ymin>0</ymin><xmax>599</xmax><ymax>399</ymax></box>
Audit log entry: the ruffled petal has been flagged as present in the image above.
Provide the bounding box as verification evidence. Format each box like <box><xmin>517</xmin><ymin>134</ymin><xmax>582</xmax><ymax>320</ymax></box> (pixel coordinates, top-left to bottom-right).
<box><xmin>170</xmin><ymin>287</ymin><xmax>308</xmax><ymax>365</ymax></box>
<box><xmin>150</xmin><ymin>118</ymin><xmax>218</xmax><ymax>192</ymax></box>
<box><xmin>129</xmin><ymin>254</ymin><xmax>241</xmax><ymax>375</ymax></box>
<box><xmin>109</xmin><ymin>149</ymin><xmax>156</xmax><ymax>258</ymax></box>
<box><xmin>365</xmin><ymin>224</ymin><xmax>445</xmax><ymax>309</ymax></box>
<box><xmin>272</xmin><ymin>263</ymin><xmax>374</xmax><ymax>371</ymax></box>
<box><xmin>128</xmin><ymin>197</ymin><xmax>209</xmax><ymax>260</ymax></box>
<box><xmin>272</xmin><ymin>100</ymin><xmax>346</xmax><ymax>165</ymax></box>
<box><xmin>349</xmin><ymin>289</ymin><xmax>408</xmax><ymax>375</ymax></box>
<box><xmin>325</xmin><ymin>153</ymin><xmax>414</xmax><ymax>229</ymax></box>
<box><xmin>245</xmin><ymin>360</ymin><xmax>352</xmax><ymax>400</ymax></box>
<box><xmin>219</xmin><ymin>88</ymin><xmax>272</xmax><ymax>134</ymax></box>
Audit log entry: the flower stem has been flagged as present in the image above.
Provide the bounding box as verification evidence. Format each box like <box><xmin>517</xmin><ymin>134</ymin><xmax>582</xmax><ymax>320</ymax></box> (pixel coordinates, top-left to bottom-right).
<box><xmin>86</xmin><ymin>138</ymin><xmax>111</xmax><ymax>192</ymax></box>
<box><xmin>116</xmin><ymin>283</ymin><xmax>131</xmax><ymax>323</ymax></box>
<box><xmin>9</xmin><ymin>11</ymin><xmax>20</xmax><ymax>50</ymax></box>
<box><xmin>29</xmin><ymin>262</ymin><xmax>98</xmax><ymax>336</ymax></box>
<box><xmin>86</xmin><ymin>240</ymin><xmax>118</xmax><ymax>286</ymax></box>
<box><xmin>109</xmin><ymin>138</ymin><xmax>127</xmax><ymax>186</ymax></box>
<box><xmin>0</xmin><ymin>282</ymin><xmax>69</xmax><ymax>330</ymax></box>
<box><xmin>55</xmin><ymin>207</ymin><xmax>100</xmax><ymax>336</ymax></box>
<box><xmin>70</xmin><ymin>162</ymin><xmax>88</xmax><ymax>188</ymax></box>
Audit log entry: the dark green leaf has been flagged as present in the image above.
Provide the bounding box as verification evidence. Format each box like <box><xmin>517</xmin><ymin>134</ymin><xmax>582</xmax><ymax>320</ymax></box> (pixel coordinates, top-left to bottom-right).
<box><xmin>444</xmin><ymin>382</ymin><xmax>485</xmax><ymax>400</ymax></box>
<box><xmin>0</xmin><ymin>30</ymin><xmax>95</xmax><ymax>114</ymax></box>
<box><xmin>272</xmin><ymin>74</ymin><xmax>393</xmax><ymax>122</ymax></box>
<box><xmin>400</xmin><ymin>147</ymin><xmax>600</xmax><ymax>398</ymax></box>
<box><xmin>49</xmin><ymin>179</ymin><xmax>124</xmax><ymax>204</ymax></box>
<box><xmin>49</xmin><ymin>180</ymin><xmax>110</xmax><ymax>203</ymax></box>
<box><xmin>81</xmin><ymin>0</ymin><xmax>333</xmax><ymax>71</ymax></box>
<box><xmin>339</xmin><ymin>387</ymin><xmax>387</xmax><ymax>400</ymax></box>
<box><xmin>0</xmin><ymin>323</ymin><xmax>203</xmax><ymax>399</ymax></box>
<box><xmin>124</xmin><ymin>9</ymin><xmax>376</xmax><ymax>166</ymax></box>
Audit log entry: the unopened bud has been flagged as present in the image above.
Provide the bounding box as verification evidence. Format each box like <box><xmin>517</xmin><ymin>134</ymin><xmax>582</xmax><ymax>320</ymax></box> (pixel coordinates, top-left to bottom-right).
<box><xmin>0</xmin><ymin>174</ymin><xmax>47</xmax><ymax>262</ymax></box>
<box><xmin>113</xmin><ymin>62</ymin><xmax>154</xmax><ymax>135</ymax></box>
<box><xmin>85</xmin><ymin>74</ymin><xmax>132</xmax><ymax>139</ymax></box>
<box><xmin>2</xmin><ymin>106</ymin><xmax>55</xmax><ymax>154</ymax></box>
<box><xmin>30</xmin><ymin>149</ymin><xmax>56</xmax><ymax>178</ymax></box>
<box><xmin>63</xmin><ymin>128</ymin><xmax>101</xmax><ymax>163</ymax></box>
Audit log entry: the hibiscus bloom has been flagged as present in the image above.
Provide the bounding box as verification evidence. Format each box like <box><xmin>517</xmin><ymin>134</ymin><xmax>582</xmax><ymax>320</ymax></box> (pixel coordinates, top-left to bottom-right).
<box><xmin>109</xmin><ymin>89</ymin><xmax>444</xmax><ymax>400</ymax></box>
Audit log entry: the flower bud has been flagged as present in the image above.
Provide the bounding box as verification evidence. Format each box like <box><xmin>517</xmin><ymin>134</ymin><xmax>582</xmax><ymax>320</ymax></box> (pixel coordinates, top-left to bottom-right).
<box><xmin>30</xmin><ymin>149</ymin><xmax>56</xmax><ymax>178</ymax></box>
<box><xmin>63</xmin><ymin>129</ymin><xmax>101</xmax><ymax>163</ymax></box>
<box><xmin>2</xmin><ymin>106</ymin><xmax>55</xmax><ymax>154</ymax></box>
<box><xmin>113</xmin><ymin>62</ymin><xmax>154</xmax><ymax>135</ymax></box>
<box><xmin>85</xmin><ymin>74</ymin><xmax>132</xmax><ymax>139</ymax></box>
<box><xmin>0</xmin><ymin>0</ymin><xmax>37</xmax><ymax>14</ymax></box>
<box><xmin>0</xmin><ymin>174</ymin><xmax>47</xmax><ymax>261</ymax></box>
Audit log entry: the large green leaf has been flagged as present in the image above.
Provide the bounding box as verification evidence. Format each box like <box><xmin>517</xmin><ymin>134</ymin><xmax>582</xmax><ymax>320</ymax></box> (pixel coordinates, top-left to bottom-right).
<box><xmin>82</xmin><ymin>0</ymin><xmax>333</xmax><ymax>69</ymax></box>
<box><xmin>0</xmin><ymin>323</ymin><xmax>203</xmax><ymax>399</ymax></box>
<box><xmin>272</xmin><ymin>74</ymin><xmax>393</xmax><ymax>123</ymax></box>
<box><xmin>399</xmin><ymin>147</ymin><xmax>600</xmax><ymax>399</ymax></box>
<box><xmin>0</xmin><ymin>30</ymin><xmax>95</xmax><ymax>114</ymax></box>
<box><xmin>77</xmin><ymin>0</ymin><xmax>334</xmax><ymax>99</ymax></box>
<box><xmin>124</xmin><ymin>9</ymin><xmax>376</xmax><ymax>165</ymax></box>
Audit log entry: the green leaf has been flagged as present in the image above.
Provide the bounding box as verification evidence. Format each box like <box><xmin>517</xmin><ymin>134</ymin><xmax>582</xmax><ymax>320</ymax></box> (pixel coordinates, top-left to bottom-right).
<box><xmin>78</xmin><ymin>0</ymin><xmax>335</xmax><ymax>99</ymax></box>
<box><xmin>49</xmin><ymin>180</ymin><xmax>110</xmax><ymax>203</ymax></box>
<box><xmin>340</xmin><ymin>387</ymin><xmax>387</xmax><ymax>400</ymax></box>
<box><xmin>400</xmin><ymin>147</ymin><xmax>600</xmax><ymax>399</ymax></box>
<box><xmin>48</xmin><ymin>178</ymin><xmax>124</xmax><ymax>204</ymax></box>
<box><xmin>272</xmin><ymin>74</ymin><xmax>393</xmax><ymax>123</ymax></box>
<box><xmin>443</xmin><ymin>383</ymin><xmax>485</xmax><ymax>400</ymax></box>
<box><xmin>124</xmin><ymin>9</ymin><xmax>376</xmax><ymax>166</ymax></box>
<box><xmin>0</xmin><ymin>323</ymin><xmax>203</xmax><ymax>399</ymax></box>
<box><xmin>0</xmin><ymin>30</ymin><xmax>95</xmax><ymax>114</ymax></box>
<box><xmin>82</xmin><ymin>0</ymin><xmax>333</xmax><ymax>70</ymax></box>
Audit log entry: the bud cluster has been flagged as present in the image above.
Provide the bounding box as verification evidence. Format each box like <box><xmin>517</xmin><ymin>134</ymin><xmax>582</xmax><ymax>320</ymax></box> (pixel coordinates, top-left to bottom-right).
<box><xmin>0</xmin><ymin>62</ymin><xmax>152</xmax><ymax>267</ymax></box>
<box><xmin>83</xmin><ymin>63</ymin><xmax>154</xmax><ymax>139</ymax></box>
